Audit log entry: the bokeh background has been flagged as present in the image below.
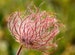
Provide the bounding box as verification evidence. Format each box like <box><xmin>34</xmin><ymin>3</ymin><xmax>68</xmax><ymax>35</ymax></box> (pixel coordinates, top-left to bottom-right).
<box><xmin>0</xmin><ymin>0</ymin><xmax>75</xmax><ymax>55</ymax></box>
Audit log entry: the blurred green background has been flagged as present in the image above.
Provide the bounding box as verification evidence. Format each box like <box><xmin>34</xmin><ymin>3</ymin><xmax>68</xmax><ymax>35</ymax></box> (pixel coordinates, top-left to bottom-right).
<box><xmin>0</xmin><ymin>0</ymin><xmax>75</xmax><ymax>55</ymax></box>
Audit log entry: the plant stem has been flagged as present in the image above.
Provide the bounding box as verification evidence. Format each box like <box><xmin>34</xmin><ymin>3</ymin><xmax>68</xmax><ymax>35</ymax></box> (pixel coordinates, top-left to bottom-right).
<box><xmin>16</xmin><ymin>45</ymin><xmax>23</xmax><ymax>55</ymax></box>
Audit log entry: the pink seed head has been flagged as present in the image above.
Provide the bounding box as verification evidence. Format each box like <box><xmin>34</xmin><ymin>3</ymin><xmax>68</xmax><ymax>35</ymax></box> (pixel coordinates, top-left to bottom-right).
<box><xmin>8</xmin><ymin>10</ymin><xmax>59</xmax><ymax>51</ymax></box>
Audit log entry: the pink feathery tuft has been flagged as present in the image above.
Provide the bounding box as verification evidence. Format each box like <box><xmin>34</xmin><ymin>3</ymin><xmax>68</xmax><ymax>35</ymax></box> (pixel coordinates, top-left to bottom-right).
<box><xmin>8</xmin><ymin>10</ymin><xmax>60</xmax><ymax>55</ymax></box>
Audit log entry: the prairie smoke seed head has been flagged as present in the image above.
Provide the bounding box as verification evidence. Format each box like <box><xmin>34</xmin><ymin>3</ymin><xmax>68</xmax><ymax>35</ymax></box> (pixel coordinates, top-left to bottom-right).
<box><xmin>8</xmin><ymin>10</ymin><xmax>60</xmax><ymax>55</ymax></box>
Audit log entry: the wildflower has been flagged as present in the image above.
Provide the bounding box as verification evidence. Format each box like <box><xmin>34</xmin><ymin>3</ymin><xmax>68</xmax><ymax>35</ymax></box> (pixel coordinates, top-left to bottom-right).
<box><xmin>8</xmin><ymin>10</ymin><xmax>60</xmax><ymax>55</ymax></box>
